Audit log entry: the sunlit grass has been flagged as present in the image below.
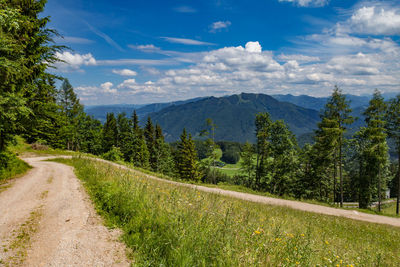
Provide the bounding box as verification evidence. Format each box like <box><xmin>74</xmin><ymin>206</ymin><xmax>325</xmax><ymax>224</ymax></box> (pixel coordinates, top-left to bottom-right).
<box><xmin>55</xmin><ymin>157</ymin><xmax>400</xmax><ymax>266</ymax></box>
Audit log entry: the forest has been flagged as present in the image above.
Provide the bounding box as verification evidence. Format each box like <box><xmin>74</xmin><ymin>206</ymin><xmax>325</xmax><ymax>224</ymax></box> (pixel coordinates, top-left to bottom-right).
<box><xmin>1</xmin><ymin>0</ymin><xmax>400</xmax><ymax>215</ymax></box>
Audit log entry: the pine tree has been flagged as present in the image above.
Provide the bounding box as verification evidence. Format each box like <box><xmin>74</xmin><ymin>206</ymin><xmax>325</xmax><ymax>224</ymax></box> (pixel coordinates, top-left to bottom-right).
<box><xmin>314</xmin><ymin>86</ymin><xmax>353</xmax><ymax>205</ymax></box>
<box><xmin>358</xmin><ymin>90</ymin><xmax>389</xmax><ymax>209</ymax></box>
<box><xmin>176</xmin><ymin>129</ymin><xmax>200</xmax><ymax>181</ymax></box>
<box><xmin>385</xmin><ymin>94</ymin><xmax>400</xmax><ymax>214</ymax></box>
<box><xmin>102</xmin><ymin>113</ymin><xmax>118</xmax><ymax>153</ymax></box>
<box><xmin>0</xmin><ymin>0</ymin><xmax>62</xmax><ymax>152</ymax></box>
<box><xmin>144</xmin><ymin>117</ymin><xmax>156</xmax><ymax>170</ymax></box>
<box><xmin>58</xmin><ymin>79</ymin><xmax>84</xmax><ymax>150</ymax></box>
<box><xmin>117</xmin><ymin>113</ymin><xmax>134</xmax><ymax>162</ymax></box>
<box><xmin>130</xmin><ymin>113</ymin><xmax>149</xmax><ymax>168</ymax></box>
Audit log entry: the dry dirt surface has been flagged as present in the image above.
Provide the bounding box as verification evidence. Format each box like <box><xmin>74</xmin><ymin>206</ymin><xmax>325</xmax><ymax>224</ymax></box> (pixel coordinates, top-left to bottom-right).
<box><xmin>0</xmin><ymin>156</ymin><xmax>131</xmax><ymax>267</ymax></box>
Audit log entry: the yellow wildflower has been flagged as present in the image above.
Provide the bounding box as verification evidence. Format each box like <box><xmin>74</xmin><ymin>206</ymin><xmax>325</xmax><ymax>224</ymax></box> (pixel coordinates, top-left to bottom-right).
<box><xmin>325</xmin><ymin>240</ymin><xmax>329</xmax><ymax>245</ymax></box>
<box><xmin>254</xmin><ymin>230</ymin><xmax>261</xmax><ymax>235</ymax></box>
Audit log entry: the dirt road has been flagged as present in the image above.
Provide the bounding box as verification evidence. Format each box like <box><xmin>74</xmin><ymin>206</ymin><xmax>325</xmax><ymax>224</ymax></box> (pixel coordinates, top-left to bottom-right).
<box><xmin>0</xmin><ymin>156</ymin><xmax>130</xmax><ymax>267</ymax></box>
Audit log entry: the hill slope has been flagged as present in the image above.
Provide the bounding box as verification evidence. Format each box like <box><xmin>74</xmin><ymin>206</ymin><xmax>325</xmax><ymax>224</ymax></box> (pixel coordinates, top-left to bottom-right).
<box><xmin>149</xmin><ymin>93</ymin><xmax>320</xmax><ymax>142</ymax></box>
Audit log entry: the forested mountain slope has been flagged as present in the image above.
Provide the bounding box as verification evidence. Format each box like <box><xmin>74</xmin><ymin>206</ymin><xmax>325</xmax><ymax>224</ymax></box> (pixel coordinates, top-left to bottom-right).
<box><xmin>148</xmin><ymin>93</ymin><xmax>320</xmax><ymax>142</ymax></box>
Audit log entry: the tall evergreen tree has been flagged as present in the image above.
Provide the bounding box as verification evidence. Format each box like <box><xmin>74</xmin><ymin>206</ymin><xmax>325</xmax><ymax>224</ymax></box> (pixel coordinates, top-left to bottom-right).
<box><xmin>176</xmin><ymin>129</ymin><xmax>200</xmax><ymax>181</ymax></box>
<box><xmin>358</xmin><ymin>90</ymin><xmax>389</xmax><ymax>209</ymax></box>
<box><xmin>58</xmin><ymin>79</ymin><xmax>84</xmax><ymax>150</ymax></box>
<box><xmin>117</xmin><ymin>113</ymin><xmax>134</xmax><ymax>162</ymax></box>
<box><xmin>102</xmin><ymin>113</ymin><xmax>118</xmax><ymax>153</ymax></box>
<box><xmin>385</xmin><ymin>94</ymin><xmax>400</xmax><ymax>214</ymax></box>
<box><xmin>144</xmin><ymin>117</ymin><xmax>156</xmax><ymax>170</ymax></box>
<box><xmin>0</xmin><ymin>0</ymin><xmax>62</xmax><ymax>152</ymax></box>
<box><xmin>315</xmin><ymin>86</ymin><xmax>353</xmax><ymax>206</ymax></box>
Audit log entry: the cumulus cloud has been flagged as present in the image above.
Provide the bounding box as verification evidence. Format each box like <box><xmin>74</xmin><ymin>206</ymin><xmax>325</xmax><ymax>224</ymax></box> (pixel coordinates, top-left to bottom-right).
<box><xmin>348</xmin><ymin>6</ymin><xmax>400</xmax><ymax>35</ymax></box>
<box><xmin>112</xmin><ymin>69</ymin><xmax>137</xmax><ymax>76</ymax></box>
<box><xmin>161</xmin><ymin>37</ymin><xmax>215</xmax><ymax>46</ymax></box>
<box><xmin>278</xmin><ymin>0</ymin><xmax>329</xmax><ymax>7</ymax></box>
<box><xmin>101</xmin><ymin>82</ymin><xmax>117</xmax><ymax>94</ymax></box>
<box><xmin>209</xmin><ymin>21</ymin><xmax>231</xmax><ymax>33</ymax></box>
<box><xmin>54</xmin><ymin>51</ymin><xmax>96</xmax><ymax>72</ymax></box>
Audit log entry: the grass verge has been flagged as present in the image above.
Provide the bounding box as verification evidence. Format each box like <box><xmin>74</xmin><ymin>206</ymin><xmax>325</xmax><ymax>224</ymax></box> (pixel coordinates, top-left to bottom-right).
<box><xmin>55</xmin><ymin>157</ymin><xmax>400</xmax><ymax>266</ymax></box>
<box><xmin>0</xmin><ymin>152</ymin><xmax>31</xmax><ymax>185</ymax></box>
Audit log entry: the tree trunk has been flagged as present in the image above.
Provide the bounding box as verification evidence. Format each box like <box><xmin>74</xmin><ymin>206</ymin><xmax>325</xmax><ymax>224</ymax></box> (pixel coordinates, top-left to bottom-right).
<box><xmin>339</xmin><ymin>137</ymin><xmax>343</xmax><ymax>207</ymax></box>
<box><xmin>333</xmin><ymin>159</ymin><xmax>337</xmax><ymax>205</ymax></box>
<box><xmin>378</xmin><ymin>167</ymin><xmax>381</xmax><ymax>212</ymax></box>
<box><xmin>397</xmin><ymin>150</ymin><xmax>400</xmax><ymax>215</ymax></box>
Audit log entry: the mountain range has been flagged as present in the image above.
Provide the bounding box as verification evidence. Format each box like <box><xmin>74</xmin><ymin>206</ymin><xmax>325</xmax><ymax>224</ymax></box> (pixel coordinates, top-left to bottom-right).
<box><xmin>84</xmin><ymin>92</ymin><xmax>399</xmax><ymax>143</ymax></box>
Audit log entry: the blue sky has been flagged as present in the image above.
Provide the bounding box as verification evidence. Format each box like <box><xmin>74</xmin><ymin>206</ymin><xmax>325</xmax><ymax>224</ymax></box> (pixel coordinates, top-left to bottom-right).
<box><xmin>46</xmin><ymin>0</ymin><xmax>400</xmax><ymax>105</ymax></box>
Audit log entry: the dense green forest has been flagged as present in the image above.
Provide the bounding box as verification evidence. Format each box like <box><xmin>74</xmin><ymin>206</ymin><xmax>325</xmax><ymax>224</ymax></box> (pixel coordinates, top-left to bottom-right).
<box><xmin>1</xmin><ymin>0</ymin><xmax>400</xmax><ymax>215</ymax></box>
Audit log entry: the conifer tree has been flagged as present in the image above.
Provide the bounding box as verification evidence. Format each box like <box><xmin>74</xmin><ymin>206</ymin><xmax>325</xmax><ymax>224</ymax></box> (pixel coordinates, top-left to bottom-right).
<box><xmin>176</xmin><ymin>129</ymin><xmax>200</xmax><ymax>181</ymax></box>
<box><xmin>385</xmin><ymin>94</ymin><xmax>400</xmax><ymax>214</ymax></box>
<box><xmin>314</xmin><ymin>86</ymin><xmax>353</xmax><ymax>205</ymax></box>
<box><xmin>144</xmin><ymin>117</ymin><xmax>156</xmax><ymax>170</ymax></box>
<box><xmin>130</xmin><ymin>112</ymin><xmax>149</xmax><ymax>168</ymax></box>
<box><xmin>102</xmin><ymin>113</ymin><xmax>118</xmax><ymax>153</ymax></box>
<box><xmin>358</xmin><ymin>90</ymin><xmax>389</xmax><ymax>209</ymax></box>
<box><xmin>58</xmin><ymin>79</ymin><xmax>84</xmax><ymax>150</ymax></box>
<box><xmin>0</xmin><ymin>0</ymin><xmax>62</xmax><ymax>151</ymax></box>
<box><xmin>117</xmin><ymin>113</ymin><xmax>134</xmax><ymax>162</ymax></box>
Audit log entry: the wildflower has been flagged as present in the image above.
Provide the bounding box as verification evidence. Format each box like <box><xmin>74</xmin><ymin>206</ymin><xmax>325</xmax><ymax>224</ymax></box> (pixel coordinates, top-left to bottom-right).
<box><xmin>296</xmin><ymin>261</ymin><xmax>300</xmax><ymax>265</ymax></box>
<box><xmin>325</xmin><ymin>240</ymin><xmax>329</xmax><ymax>245</ymax></box>
<box><xmin>254</xmin><ymin>230</ymin><xmax>261</xmax><ymax>235</ymax></box>
<box><xmin>300</xmin><ymin>233</ymin><xmax>305</xmax><ymax>237</ymax></box>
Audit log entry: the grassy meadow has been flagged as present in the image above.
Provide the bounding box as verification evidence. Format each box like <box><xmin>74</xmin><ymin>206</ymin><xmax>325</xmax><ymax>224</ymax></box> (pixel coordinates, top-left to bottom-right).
<box><xmin>54</xmin><ymin>156</ymin><xmax>400</xmax><ymax>266</ymax></box>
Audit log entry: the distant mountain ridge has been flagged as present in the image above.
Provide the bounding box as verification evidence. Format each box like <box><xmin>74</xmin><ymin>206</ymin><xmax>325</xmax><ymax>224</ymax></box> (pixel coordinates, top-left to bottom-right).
<box><xmin>84</xmin><ymin>97</ymin><xmax>205</xmax><ymax>123</ymax></box>
<box><xmin>148</xmin><ymin>93</ymin><xmax>320</xmax><ymax>142</ymax></box>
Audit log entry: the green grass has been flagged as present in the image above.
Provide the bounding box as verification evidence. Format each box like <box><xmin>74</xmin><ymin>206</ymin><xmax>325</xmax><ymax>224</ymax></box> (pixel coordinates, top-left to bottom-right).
<box><xmin>9</xmin><ymin>136</ymin><xmax>77</xmax><ymax>157</ymax></box>
<box><xmin>55</xmin><ymin>156</ymin><xmax>400</xmax><ymax>266</ymax></box>
<box><xmin>0</xmin><ymin>152</ymin><xmax>31</xmax><ymax>184</ymax></box>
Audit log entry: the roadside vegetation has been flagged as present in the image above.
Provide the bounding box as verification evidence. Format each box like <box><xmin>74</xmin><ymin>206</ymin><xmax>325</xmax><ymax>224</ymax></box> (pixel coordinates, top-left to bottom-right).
<box><xmin>54</xmin><ymin>156</ymin><xmax>400</xmax><ymax>266</ymax></box>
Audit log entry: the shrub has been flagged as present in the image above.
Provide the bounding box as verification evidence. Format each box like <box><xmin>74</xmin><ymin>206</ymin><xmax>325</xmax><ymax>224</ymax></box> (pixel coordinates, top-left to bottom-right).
<box><xmin>102</xmin><ymin>146</ymin><xmax>123</xmax><ymax>162</ymax></box>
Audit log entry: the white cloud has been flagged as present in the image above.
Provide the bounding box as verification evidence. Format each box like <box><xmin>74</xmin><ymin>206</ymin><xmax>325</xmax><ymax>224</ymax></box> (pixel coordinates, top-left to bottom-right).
<box><xmin>117</xmin><ymin>79</ymin><xmax>136</xmax><ymax>89</ymax></box>
<box><xmin>112</xmin><ymin>69</ymin><xmax>137</xmax><ymax>76</ymax></box>
<box><xmin>277</xmin><ymin>54</ymin><xmax>320</xmax><ymax>62</ymax></box>
<box><xmin>348</xmin><ymin>6</ymin><xmax>400</xmax><ymax>35</ymax></box>
<box><xmin>278</xmin><ymin>0</ymin><xmax>329</xmax><ymax>7</ymax></box>
<box><xmin>54</xmin><ymin>51</ymin><xmax>96</xmax><ymax>72</ymax></box>
<box><xmin>128</xmin><ymin>44</ymin><xmax>161</xmax><ymax>52</ymax></box>
<box><xmin>101</xmin><ymin>82</ymin><xmax>117</xmax><ymax>94</ymax></box>
<box><xmin>209</xmin><ymin>21</ymin><xmax>231</xmax><ymax>33</ymax></box>
<box><xmin>161</xmin><ymin>37</ymin><xmax>215</xmax><ymax>46</ymax></box>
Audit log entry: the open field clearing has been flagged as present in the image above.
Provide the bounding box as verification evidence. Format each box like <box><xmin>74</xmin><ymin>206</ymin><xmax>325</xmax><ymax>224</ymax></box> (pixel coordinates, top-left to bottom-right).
<box><xmin>55</xmin><ymin>156</ymin><xmax>400</xmax><ymax>266</ymax></box>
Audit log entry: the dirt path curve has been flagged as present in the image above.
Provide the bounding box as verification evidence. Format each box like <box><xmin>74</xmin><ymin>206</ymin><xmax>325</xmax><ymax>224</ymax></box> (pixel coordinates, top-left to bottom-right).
<box><xmin>0</xmin><ymin>156</ymin><xmax>130</xmax><ymax>267</ymax></box>
<box><xmin>97</xmin><ymin>158</ymin><xmax>400</xmax><ymax>228</ymax></box>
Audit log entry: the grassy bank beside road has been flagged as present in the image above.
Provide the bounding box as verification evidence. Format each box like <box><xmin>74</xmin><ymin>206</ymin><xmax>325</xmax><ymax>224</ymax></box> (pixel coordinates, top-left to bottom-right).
<box><xmin>55</xmin><ymin>156</ymin><xmax>400</xmax><ymax>266</ymax></box>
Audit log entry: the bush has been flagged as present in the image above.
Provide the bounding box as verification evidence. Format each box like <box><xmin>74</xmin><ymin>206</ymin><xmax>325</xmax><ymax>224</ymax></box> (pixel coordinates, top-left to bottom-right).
<box><xmin>102</xmin><ymin>146</ymin><xmax>123</xmax><ymax>162</ymax></box>
<box><xmin>221</xmin><ymin>149</ymin><xmax>240</xmax><ymax>164</ymax></box>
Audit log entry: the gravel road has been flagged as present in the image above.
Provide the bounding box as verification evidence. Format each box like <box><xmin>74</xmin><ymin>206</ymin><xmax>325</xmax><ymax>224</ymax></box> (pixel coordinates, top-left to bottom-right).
<box><xmin>0</xmin><ymin>156</ymin><xmax>130</xmax><ymax>267</ymax></box>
